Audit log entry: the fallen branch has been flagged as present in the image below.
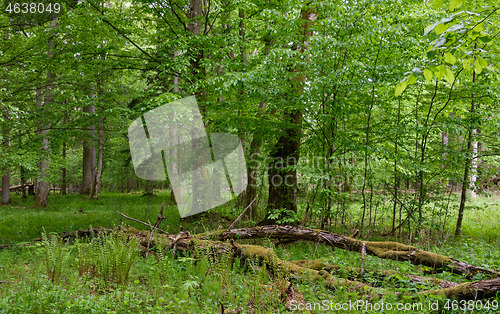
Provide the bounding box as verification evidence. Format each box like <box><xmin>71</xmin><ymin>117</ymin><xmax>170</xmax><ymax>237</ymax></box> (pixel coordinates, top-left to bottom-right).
<box><xmin>226</xmin><ymin>195</ymin><xmax>259</xmax><ymax>232</ymax></box>
<box><xmin>117</xmin><ymin>211</ymin><xmax>168</xmax><ymax>234</ymax></box>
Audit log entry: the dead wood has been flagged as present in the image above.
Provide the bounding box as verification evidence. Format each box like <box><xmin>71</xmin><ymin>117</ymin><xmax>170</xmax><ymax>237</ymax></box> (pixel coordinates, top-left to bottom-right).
<box><xmin>212</xmin><ymin>225</ymin><xmax>499</xmax><ymax>278</ymax></box>
<box><xmin>2</xmin><ymin>208</ymin><xmax>499</xmax><ymax>303</ymax></box>
<box><xmin>292</xmin><ymin>259</ymin><xmax>459</xmax><ymax>289</ymax></box>
<box><xmin>421</xmin><ymin>277</ymin><xmax>500</xmax><ymax>300</ymax></box>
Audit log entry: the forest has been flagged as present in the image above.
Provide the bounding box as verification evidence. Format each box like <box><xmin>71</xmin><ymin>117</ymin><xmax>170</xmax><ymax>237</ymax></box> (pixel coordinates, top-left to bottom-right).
<box><xmin>1</xmin><ymin>0</ymin><xmax>500</xmax><ymax>312</ymax></box>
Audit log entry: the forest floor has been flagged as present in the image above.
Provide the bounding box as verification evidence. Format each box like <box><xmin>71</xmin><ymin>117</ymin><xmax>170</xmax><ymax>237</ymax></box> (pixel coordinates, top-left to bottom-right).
<box><xmin>0</xmin><ymin>192</ymin><xmax>499</xmax><ymax>313</ymax></box>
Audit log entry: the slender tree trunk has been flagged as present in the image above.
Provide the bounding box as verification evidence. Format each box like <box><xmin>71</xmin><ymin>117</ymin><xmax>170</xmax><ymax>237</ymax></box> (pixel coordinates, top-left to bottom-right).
<box><xmin>360</xmin><ymin>38</ymin><xmax>382</xmax><ymax>229</ymax></box>
<box><xmin>61</xmin><ymin>108</ymin><xmax>68</xmax><ymax>196</ymax></box>
<box><xmin>392</xmin><ymin>100</ymin><xmax>401</xmax><ymax>231</ymax></box>
<box><xmin>91</xmin><ymin>118</ymin><xmax>104</xmax><ymax>199</ymax></box>
<box><xmin>240</xmin><ymin>17</ymin><xmax>267</xmax><ymax>220</ymax></box>
<box><xmin>169</xmin><ymin>50</ymin><xmax>181</xmax><ymax>204</ymax></box>
<box><xmin>61</xmin><ymin>141</ymin><xmax>67</xmax><ymax>195</ymax></box>
<box><xmin>20</xmin><ymin>166</ymin><xmax>27</xmax><ymax>199</ymax></box>
<box><xmin>469</xmin><ymin>133</ymin><xmax>478</xmax><ymax>198</ymax></box>
<box><xmin>1</xmin><ymin>112</ymin><xmax>10</xmax><ymax>205</ymax></box>
<box><xmin>2</xmin><ymin>30</ymin><xmax>10</xmax><ymax>205</ymax></box>
<box><xmin>456</xmin><ymin>59</ymin><xmax>477</xmax><ymax>237</ymax></box>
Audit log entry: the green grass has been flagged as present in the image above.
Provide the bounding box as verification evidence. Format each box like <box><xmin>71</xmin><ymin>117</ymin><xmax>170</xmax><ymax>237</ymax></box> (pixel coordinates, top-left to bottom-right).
<box><xmin>0</xmin><ymin>192</ymin><xmax>499</xmax><ymax>313</ymax></box>
<box><xmin>0</xmin><ymin>191</ymin><xmax>238</xmax><ymax>244</ymax></box>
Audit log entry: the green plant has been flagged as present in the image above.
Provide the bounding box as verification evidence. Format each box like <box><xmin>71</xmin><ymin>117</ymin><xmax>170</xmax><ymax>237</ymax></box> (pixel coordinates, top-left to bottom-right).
<box><xmin>268</xmin><ymin>208</ymin><xmax>300</xmax><ymax>225</ymax></box>
<box><xmin>39</xmin><ymin>231</ymin><xmax>72</xmax><ymax>283</ymax></box>
<box><xmin>76</xmin><ymin>232</ymin><xmax>139</xmax><ymax>284</ymax></box>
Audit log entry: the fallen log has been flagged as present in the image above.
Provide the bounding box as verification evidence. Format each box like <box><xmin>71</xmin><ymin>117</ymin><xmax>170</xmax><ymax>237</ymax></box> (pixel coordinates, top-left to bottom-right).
<box><xmin>3</xmin><ymin>220</ymin><xmax>497</xmax><ymax>303</ymax></box>
<box><xmin>141</xmin><ymin>229</ymin><xmax>499</xmax><ymax>302</ymax></box>
<box><xmin>135</xmin><ymin>230</ymin><xmax>384</xmax><ymax>299</ymax></box>
<box><xmin>292</xmin><ymin>259</ymin><xmax>459</xmax><ymax>289</ymax></box>
<box><xmin>210</xmin><ymin>225</ymin><xmax>499</xmax><ymax>278</ymax></box>
<box><xmin>421</xmin><ymin>277</ymin><xmax>500</xmax><ymax>300</ymax></box>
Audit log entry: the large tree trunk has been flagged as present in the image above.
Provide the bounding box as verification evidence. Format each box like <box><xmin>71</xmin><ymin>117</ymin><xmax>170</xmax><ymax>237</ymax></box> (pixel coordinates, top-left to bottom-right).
<box><xmin>266</xmin><ymin>4</ymin><xmax>316</xmax><ymax>219</ymax></box>
<box><xmin>35</xmin><ymin>18</ymin><xmax>57</xmax><ymax>208</ymax></box>
<box><xmin>266</xmin><ymin>112</ymin><xmax>302</xmax><ymax>215</ymax></box>
<box><xmin>187</xmin><ymin>0</ymin><xmax>205</xmax><ymax>215</ymax></box>
<box><xmin>34</xmin><ymin>85</ymin><xmax>50</xmax><ymax>208</ymax></box>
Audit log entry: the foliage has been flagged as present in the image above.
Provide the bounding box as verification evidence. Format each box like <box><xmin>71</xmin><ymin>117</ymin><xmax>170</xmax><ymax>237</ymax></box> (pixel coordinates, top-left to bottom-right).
<box><xmin>76</xmin><ymin>231</ymin><xmax>139</xmax><ymax>284</ymax></box>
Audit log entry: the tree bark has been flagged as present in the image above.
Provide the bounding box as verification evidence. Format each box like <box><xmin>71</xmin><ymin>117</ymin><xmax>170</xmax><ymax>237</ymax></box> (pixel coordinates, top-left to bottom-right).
<box><xmin>20</xmin><ymin>166</ymin><xmax>27</xmax><ymax>199</ymax></box>
<box><xmin>91</xmin><ymin>117</ymin><xmax>104</xmax><ymax>199</ymax></box>
<box><xmin>213</xmin><ymin>225</ymin><xmax>499</xmax><ymax>278</ymax></box>
<box><xmin>266</xmin><ymin>4</ymin><xmax>316</xmax><ymax>219</ymax></box>
<box><xmin>243</xmin><ymin>102</ymin><xmax>265</xmax><ymax>220</ymax></box>
<box><xmin>82</xmin><ymin>104</ymin><xmax>96</xmax><ymax>195</ymax></box>
<box><xmin>421</xmin><ymin>277</ymin><xmax>500</xmax><ymax>300</ymax></box>
<box><xmin>1</xmin><ymin>112</ymin><xmax>10</xmax><ymax>205</ymax></box>
<box><xmin>35</xmin><ymin>18</ymin><xmax>57</xmax><ymax>208</ymax></box>
<box><xmin>61</xmin><ymin>141</ymin><xmax>67</xmax><ymax>195</ymax></box>
<box><xmin>2</xmin><ymin>31</ymin><xmax>10</xmax><ymax>205</ymax></box>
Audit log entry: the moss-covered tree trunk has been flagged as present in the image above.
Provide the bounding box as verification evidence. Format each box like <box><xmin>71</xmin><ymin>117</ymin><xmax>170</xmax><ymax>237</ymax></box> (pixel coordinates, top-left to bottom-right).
<box><xmin>213</xmin><ymin>225</ymin><xmax>499</xmax><ymax>278</ymax></box>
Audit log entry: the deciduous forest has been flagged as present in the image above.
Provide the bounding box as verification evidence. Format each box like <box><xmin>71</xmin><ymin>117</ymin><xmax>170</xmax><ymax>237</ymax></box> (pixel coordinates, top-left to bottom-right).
<box><xmin>1</xmin><ymin>0</ymin><xmax>500</xmax><ymax>312</ymax></box>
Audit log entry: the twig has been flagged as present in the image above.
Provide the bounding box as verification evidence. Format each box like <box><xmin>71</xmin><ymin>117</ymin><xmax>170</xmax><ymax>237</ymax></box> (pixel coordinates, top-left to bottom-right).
<box><xmin>147</xmin><ymin>202</ymin><xmax>166</xmax><ymax>252</ymax></box>
<box><xmin>226</xmin><ymin>195</ymin><xmax>258</xmax><ymax>231</ymax></box>
<box><xmin>117</xmin><ymin>211</ymin><xmax>168</xmax><ymax>234</ymax></box>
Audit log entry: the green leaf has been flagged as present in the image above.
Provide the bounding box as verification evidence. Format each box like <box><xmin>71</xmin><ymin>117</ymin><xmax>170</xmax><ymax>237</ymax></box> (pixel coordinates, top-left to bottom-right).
<box><xmin>463</xmin><ymin>58</ymin><xmax>473</xmax><ymax>71</ymax></box>
<box><xmin>395</xmin><ymin>80</ymin><xmax>408</xmax><ymax>97</ymax></box>
<box><xmin>435</xmin><ymin>65</ymin><xmax>445</xmax><ymax>79</ymax></box>
<box><xmin>424</xmin><ymin>68</ymin><xmax>434</xmax><ymax>82</ymax></box>
<box><xmin>435</xmin><ymin>23</ymin><xmax>449</xmax><ymax>34</ymax></box>
<box><xmin>478</xmin><ymin>35</ymin><xmax>492</xmax><ymax>43</ymax></box>
<box><xmin>477</xmin><ymin>56</ymin><xmax>488</xmax><ymax>68</ymax></box>
<box><xmin>407</xmin><ymin>73</ymin><xmax>417</xmax><ymax>85</ymax></box>
<box><xmin>444</xmin><ymin>67</ymin><xmax>455</xmax><ymax>84</ymax></box>
<box><xmin>449</xmin><ymin>0</ymin><xmax>465</xmax><ymax>11</ymax></box>
<box><xmin>434</xmin><ymin>0</ymin><xmax>446</xmax><ymax>9</ymax></box>
<box><xmin>472</xmin><ymin>23</ymin><xmax>484</xmax><ymax>33</ymax></box>
<box><xmin>474</xmin><ymin>58</ymin><xmax>484</xmax><ymax>74</ymax></box>
<box><xmin>444</xmin><ymin>52</ymin><xmax>457</xmax><ymax>64</ymax></box>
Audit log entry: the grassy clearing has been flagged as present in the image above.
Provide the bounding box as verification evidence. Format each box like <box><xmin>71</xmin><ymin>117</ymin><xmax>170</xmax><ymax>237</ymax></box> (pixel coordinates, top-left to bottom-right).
<box><xmin>0</xmin><ymin>192</ymin><xmax>499</xmax><ymax>313</ymax></box>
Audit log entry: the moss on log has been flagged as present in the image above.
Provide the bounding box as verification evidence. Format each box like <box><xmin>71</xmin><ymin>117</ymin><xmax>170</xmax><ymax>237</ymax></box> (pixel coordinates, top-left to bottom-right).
<box><xmin>421</xmin><ymin>277</ymin><xmax>500</xmax><ymax>300</ymax></box>
<box><xmin>212</xmin><ymin>225</ymin><xmax>499</xmax><ymax>278</ymax></box>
